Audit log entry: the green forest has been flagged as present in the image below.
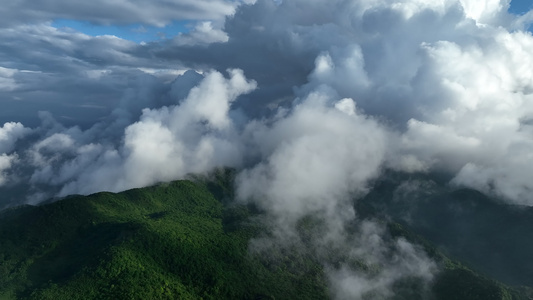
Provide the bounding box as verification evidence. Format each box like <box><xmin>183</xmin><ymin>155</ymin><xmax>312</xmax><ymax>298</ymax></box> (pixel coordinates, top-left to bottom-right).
<box><xmin>0</xmin><ymin>170</ymin><xmax>531</xmax><ymax>299</ymax></box>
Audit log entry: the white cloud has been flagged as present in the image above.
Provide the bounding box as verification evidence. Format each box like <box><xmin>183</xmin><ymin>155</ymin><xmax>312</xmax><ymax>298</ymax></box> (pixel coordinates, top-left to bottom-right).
<box><xmin>253</xmin><ymin>0</ymin><xmax>533</xmax><ymax>205</ymax></box>
<box><xmin>0</xmin><ymin>122</ymin><xmax>29</xmax><ymax>187</ymax></box>
<box><xmin>174</xmin><ymin>22</ymin><xmax>229</xmax><ymax>46</ymax></box>
<box><xmin>237</xmin><ymin>92</ymin><xmax>386</xmax><ymax>221</ymax></box>
<box><xmin>459</xmin><ymin>0</ymin><xmax>508</xmax><ymax>23</ymax></box>
<box><xmin>0</xmin><ymin>122</ymin><xmax>31</xmax><ymax>153</ymax></box>
<box><xmin>389</xmin><ymin>30</ymin><xmax>533</xmax><ymax>204</ymax></box>
<box><xmin>27</xmin><ymin>69</ymin><xmax>257</xmax><ymax>197</ymax></box>
<box><xmin>0</xmin><ymin>154</ymin><xmax>17</xmax><ymax>186</ymax></box>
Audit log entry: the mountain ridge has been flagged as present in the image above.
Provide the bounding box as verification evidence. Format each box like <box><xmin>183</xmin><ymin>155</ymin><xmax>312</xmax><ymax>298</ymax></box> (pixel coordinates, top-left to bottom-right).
<box><xmin>0</xmin><ymin>171</ymin><xmax>531</xmax><ymax>299</ymax></box>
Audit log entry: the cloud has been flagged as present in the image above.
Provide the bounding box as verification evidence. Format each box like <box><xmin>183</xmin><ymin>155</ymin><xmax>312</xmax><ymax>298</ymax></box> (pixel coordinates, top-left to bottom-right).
<box><xmin>237</xmin><ymin>92</ymin><xmax>386</xmax><ymax>222</ymax></box>
<box><xmin>0</xmin><ymin>154</ymin><xmax>17</xmax><ymax>186</ymax></box>
<box><xmin>0</xmin><ymin>122</ymin><xmax>30</xmax><ymax>187</ymax></box>
<box><xmin>236</xmin><ymin>89</ymin><xmax>436</xmax><ymax>298</ymax></box>
<box><xmin>173</xmin><ymin>22</ymin><xmax>230</xmax><ymax>46</ymax></box>
<box><xmin>6</xmin><ymin>0</ymin><xmax>533</xmax><ymax>295</ymax></box>
<box><xmin>26</xmin><ymin>69</ymin><xmax>256</xmax><ymax>199</ymax></box>
<box><xmin>211</xmin><ymin>0</ymin><xmax>533</xmax><ymax>205</ymax></box>
<box><xmin>0</xmin><ymin>23</ymin><xmax>148</xmax><ymax>126</ymax></box>
<box><xmin>328</xmin><ymin>224</ymin><xmax>436</xmax><ymax>299</ymax></box>
<box><xmin>388</xmin><ymin>30</ymin><xmax>533</xmax><ymax>203</ymax></box>
<box><xmin>0</xmin><ymin>67</ymin><xmax>19</xmax><ymax>91</ymax></box>
<box><xmin>0</xmin><ymin>0</ymin><xmax>244</xmax><ymax>28</ymax></box>
<box><xmin>0</xmin><ymin>122</ymin><xmax>31</xmax><ymax>153</ymax></box>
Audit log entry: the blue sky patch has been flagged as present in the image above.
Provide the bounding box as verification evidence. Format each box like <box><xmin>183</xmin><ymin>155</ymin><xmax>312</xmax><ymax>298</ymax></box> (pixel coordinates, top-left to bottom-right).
<box><xmin>509</xmin><ymin>0</ymin><xmax>533</xmax><ymax>15</ymax></box>
<box><xmin>509</xmin><ymin>0</ymin><xmax>533</xmax><ymax>32</ymax></box>
<box><xmin>52</xmin><ymin>19</ymin><xmax>191</xmax><ymax>43</ymax></box>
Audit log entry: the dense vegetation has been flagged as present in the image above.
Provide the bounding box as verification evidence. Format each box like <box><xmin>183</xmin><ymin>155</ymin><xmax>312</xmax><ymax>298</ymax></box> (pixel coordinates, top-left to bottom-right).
<box><xmin>357</xmin><ymin>171</ymin><xmax>533</xmax><ymax>287</ymax></box>
<box><xmin>0</xmin><ymin>171</ymin><xmax>327</xmax><ymax>300</ymax></box>
<box><xmin>0</xmin><ymin>169</ymin><xmax>531</xmax><ymax>299</ymax></box>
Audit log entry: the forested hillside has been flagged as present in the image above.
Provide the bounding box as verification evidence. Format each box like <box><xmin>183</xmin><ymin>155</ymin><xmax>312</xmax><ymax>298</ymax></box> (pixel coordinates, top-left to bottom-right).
<box><xmin>0</xmin><ymin>171</ymin><xmax>530</xmax><ymax>299</ymax></box>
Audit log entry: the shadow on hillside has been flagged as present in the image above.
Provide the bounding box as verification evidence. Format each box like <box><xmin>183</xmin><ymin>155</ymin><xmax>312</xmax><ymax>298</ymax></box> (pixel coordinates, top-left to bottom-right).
<box><xmin>23</xmin><ymin>222</ymin><xmax>139</xmax><ymax>297</ymax></box>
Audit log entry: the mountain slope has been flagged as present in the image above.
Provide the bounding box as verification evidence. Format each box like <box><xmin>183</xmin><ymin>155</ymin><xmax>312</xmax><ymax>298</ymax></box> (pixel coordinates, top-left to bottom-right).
<box><xmin>0</xmin><ymin>178</ymin><xmax>327</xmax><ymax>299</ymax></box>
<box><xmin>0</xmin><ymin>171</ymin><xmax>530</xmax><ymax>299</ymax></box>
<box><xmin>357</xmin><ymin>172</ymin><xmax>533</xmax><ymax>287</ymax></box>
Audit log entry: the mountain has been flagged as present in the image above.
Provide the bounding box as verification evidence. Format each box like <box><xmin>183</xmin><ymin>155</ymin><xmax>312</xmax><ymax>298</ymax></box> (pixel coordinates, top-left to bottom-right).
<box><xmin>357</xmin><ymin>172</ymin><xmax>533</xmax><ymax>287</ymax></box>
<box><xmin>0</xmin><ymin>170</ymin><xmax>531</xmax><ymax>299</ymax></box>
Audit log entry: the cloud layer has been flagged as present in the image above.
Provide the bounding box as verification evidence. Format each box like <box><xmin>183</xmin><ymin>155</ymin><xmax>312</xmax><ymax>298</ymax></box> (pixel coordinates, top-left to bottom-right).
<box><xmin>0</xmin><ymin>0</ymin><xmax>246</xmax><ymax>28</ymax></box>
<box><xmin>22</xmin><ymin>69</ymin><xmax>255</xmax><ymax>200</ymax></box>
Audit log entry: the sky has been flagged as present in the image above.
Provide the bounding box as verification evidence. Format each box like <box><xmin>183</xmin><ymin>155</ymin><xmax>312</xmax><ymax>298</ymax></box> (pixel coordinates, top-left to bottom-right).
<box><xmin>51</xmin><ymin>19</ymin><xmax>192</xmax><ymax>43</ymax></box>
<box><xmin>48</xmin><ymin>0</ymin><xmax>533</xmax><ymax>43</ymax></box>
<box><xmin>2</xmin><ymin>0</ymin><xmax>533</xmax><ymax>298</ymax></box>
<box><xmin>510</xmin><ymin>0</ymin><xmax>533</xmax><ymax>14</ymax></box>
<box><xmin>45</xmin><ymin>1</ymin><xmax>533</xmax><ymax>44</ymax></box>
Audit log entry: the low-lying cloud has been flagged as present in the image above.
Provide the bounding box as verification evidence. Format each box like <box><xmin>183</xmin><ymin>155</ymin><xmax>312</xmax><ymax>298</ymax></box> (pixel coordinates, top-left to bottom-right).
<box><xmin>23</xmin><ymin>69</ymin><xmax>256</xmax><ymax>200</ymax></box>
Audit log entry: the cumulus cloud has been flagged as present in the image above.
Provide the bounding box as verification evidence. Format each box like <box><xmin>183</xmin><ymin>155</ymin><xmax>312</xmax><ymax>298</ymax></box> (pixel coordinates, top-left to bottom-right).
<box><xmin>0</xmin><ymin>122</ymin><xmax>31</xmax><ymax>153</ymax></box>
<box><xmin>237</xmin><ymin>92</ymin><xmax>386</xmax><ymax>223</ymax></box>
<box><xmin>0</xmin><ymin>122</ymin><xmax>30</xmax><ymax>187</ymax></box>
<box><xmin>26</xmin><ymin>69</ymin><xmax>256</xmax><ymax>199</ymax></box>
<box><xmin>210</xmin><ymin>0</ymin><xmax>533</xmax><ymax>205</ymax></box>
<box><xmin>388</xmin><ymin>30</ymin><xmax>533</xmax><ymax>203</ymax></box>
<box><xmin>0</xmin><ymin>154</ymin><xmax>17</xmax><ymax>186</ymax></box>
